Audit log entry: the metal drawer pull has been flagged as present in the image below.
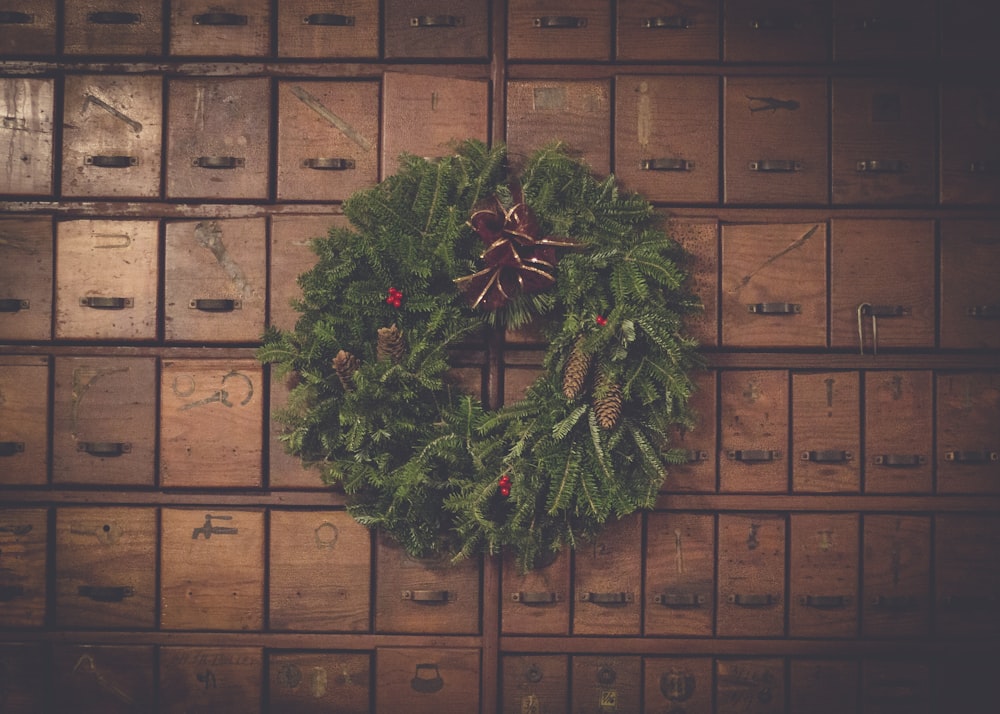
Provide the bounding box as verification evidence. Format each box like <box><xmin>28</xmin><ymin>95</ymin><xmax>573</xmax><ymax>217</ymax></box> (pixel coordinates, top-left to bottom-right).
<box><xmin>402</xmin><ymin>589</ymin><xmax>452</xmax><ymax>602</ymax></box>
<box><xmin>967</xmin><ymin>304</ymin><xmax>1000</xmax><ymax>318</ymax></box>
<box><xmin>193</xmin><ymin>156</ymin><xmax>245</xmax><ymax>169</ymax></box>
<box><xmin>727</xmin><ymin>449</ymin><xmax>780</xmax><ymax>462</ymax></box>
<box><xmin>302</xmin><ymin>157</ymin><xmax>355</xmax><ymax>170</ymax></box>
<box><xmin>856</xmin><ymin>159</ymin><xmax>907</xmax><ymax>173</ymax></box>
<box><xmin>0</xmin><ymin>11</ymin><xmax>33</xmax><ymax>23</ymax></box>
<box><xmin>749</xmin><ymin>159</ymin><xmax>802</xmax><ymax>172</ymax></box>
<box><xmin>643</xmin><ymin>16</ymin><xmax>692</xmax><ymax>29</ymax></box>
<box><xmin>750</xmin><ymin>16</ymin><xmax>802</xmax><ymax>30</ymax></box>
<box><xmin>0</xmin><ymin>442</ymin><xmax>25</xmax><ymax>457</ymax></box>
<box><xmin>85</xmin><ymin>155</ymin><xmax>138</xmax><ymax>168</ymax></box>
<box><xmin>653</xmin><ymin>592</ymin><xmax>705</xmax><ymax>608</ymax></box>
<box><xmin>0</xmin><ymin>299</ymin><xmax>29</xmax><ymax>312</ymax></box>
<box><xmin>534</xmin><ymin>16</ymin><xmax>587</xmax><ymax>29</ymax></box>
<box><xmin>88</xmin><ymin>11</ymin><xmax>141</xmax><ymax>24</ymax></box>
<box><xmin>303</xmin><ymin>13</ymin><xmax>354</xmax><ymax>26</ymax></box>
<box><xmin>969</xmin><ymin>160</ymin><xmax>999</xmax><ymax>174</ymax></box>
<box><xmin>79</xmin><ymin>296</ymin><xmax>133</xmax><ymax>309</ymax></box>
<box><xmin>579</xmin><ymin>591</ymin><xmax>634</xmax><ymax>604</ymax></box>
<box><xmin>78</xmin><ymin>585</ymin><xmax>135</xmax><ymax>603</ymax></box>
<box><xmin>78</xmin><ymin>442</ymin><xmax>132</xmax><ymax>457</ymax></box>
<box><xmin>873</xmin><ymin>454</ymin><xmax>926</xmax><ymax>467</ymax></box>
<box><xmin>0</xmin><ymin>585</ymin><xmax>25</xmax><ymax>601</ymax></box>
<box><xmin>872</xmin><ymin>595</ymin><xmax>917</xmax><ymax>611</ymax></box>
<box><xmin>728</xmin><ymin>593</ymin><xmax>775</xmax><ymax>607</ymax></box>
<box><xmin>193</xmin><ymin>12</ymin><xmax>247</xmax><ymax>25</ymax></box>
<box><xmin>641</xmin><ymin>158</ymin><xmax>694</xmax><ymax>171</ymax></box>
<box><xmin>410</xmin><ymin>15</ymin><xmax>462</xmax><ymax>27</ymax></box>
<box><xmin>860</xmin><ymin>304</ymin><xmax>910</xmax><ymax>318</ymax></box>
<box><xmin>511</xmin><ymin>591</ymin><xmax>561</xmax><ymax>604</ymax></box>
<box><xmin>800</xmin><ymin>595</ymin><xmax>848</xmax><ymax>609</ymax></box>
<box><xmin>944</xmin><ymin>450</ymin><xmax>998</xmax><ymax>463</ymax></box>
<box><xmin>685</xmin><ymin>449</ymin><xmax>708</xmax><ymax>463</ymax></box>
<box><xmin>189</xmin><ymin>298</ymin><xmax>241</xmax><ymax>312</ymax></box>
<box><xmin>747</xmin><ymin>302</ymin><xmax>801</xmax><ymax>315</ymax></box>
<box><xmin>801</xmin><ymin>450</ymin><xmax>853</xmax><ymax>463</ymax></box>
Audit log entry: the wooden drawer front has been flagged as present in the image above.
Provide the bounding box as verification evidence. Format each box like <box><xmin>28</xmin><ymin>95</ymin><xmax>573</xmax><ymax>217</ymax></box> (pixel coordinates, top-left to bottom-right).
<box><xmin>278</xmin><ymin>0</ymin><xmax>378</xmax><ymax>58</ymax></box>
<box><xmin>617</xmin><ymin>0</ymin><xmax>719</xmax><ymax>61</ymax></box>
<box><xmin>375</xmin><ymin>647</ymin><xmax>480</xmax><ymax>714</ymax></box>
<box><xmin>719</xmin><ymin>370</ymin><xmax>789</xmax><ymax>493</ymax></box>
<box><xmin>0</xmin><ymin>78</ymin><xmax>54</xmax><ymax>196</ymax></box>
<box><xmin>270</xmin><ymin>215</ymin><xmax>340</xmax><ymax>332</ymax></box>
<box><xmin>381</xmin><ymin>73</ymin><xmax>488</xmax><ymax>177</ymax></box>
<box><xmin>160</xmin><ymin>359</ymin><xmax>263</xmax><ymax>488</ymax></box>
<box><xmin>615</xmin><ymin>76</ymin><xmax>719</xmax><ymax>204</ymax></box>
<box><xmin>0</xmin><ymin>217</ymin><xmax>53</xmax><ymax>341</ymax></box>
<box><xmin>508</xmin><ymin>0</ymin><xmax>611</xmax><ymax>61</ymax></box>
<box><xmin>164</xmin><ymin>218</ymin><xmax>266</xmax><ymax>342</ymax></box>
<box><xmin>54</xmin><ymin>219</ymin><xmax>159</xmax><ymax>341</ymax></box>
<box><xmin>935</xmin><ymin>514</ymin><xmax>1000</xmax><ymax>637</ymax></box>
<box><xmin>52</xmin><ymin>644</ymin><xmax>155</xmax><ymax>714</ymax></box>
<box><xmin>502</xmin><ymin>654</ymin><xmax>568</xmax><ymax>714</ymax></box>
<box><xmin>792</xmin><ymin>371</ymin><xmax>860</xmax><ymax>493</ymax></box>
<box><xmin>0</xmin><ymin>356</ymin><xmax>49</xmax><ymax>486</ymax></box>
<box><xmin>0</xmin><ymin>508</ymin><xmax>47</xmax><ymax>628</ymax></box>
<box><xmin>63</xmin><ymin>0</ymin><xmax>163</xmax><ymax>55</ymax></box>
<box><xmin>830</xmin><ymin>219</ymin><xmax>936</xmax><ymax>350</ymax></box>
<box><xmin>269</xmin><ymin>510</ymin><xmax>371</xmax><ymax>631</ymax></box>
<box><xmin>790</xmin><ymin>659</ymin><xmax>859</xmax><ymax>714</ymax></box>
<box><xmin>502</xmin><ymin>548</ymin><xmax>570</xmax><ymax>635</ymax></box>
<box><xmin>0</xmin><ymin>643</ymin><xmax>45</xmax><ymax>710</ymax></box>
<box><xmin>831</xmin><ymin>79</ymin><xmax>936</xmax><ymax>204</ymax></box>
<box><xmin>862</xmin><ymin>660</ymin><xmax>931</xmax><ymax>714</ymax></box>
<box><xmin>717</xmin><ymin>513</ymin><xmax>785</xmax><ymax>636</ymax></box>
<box><xmin>160</xmin><ymin>508</ymin><xmax>264</xmax><ymax>630</ymax></box>
<box><xmin>864</xmin><ymin>371</ymin><xmax>933</xmax><ymax>493</ymax></box>
<box><xmin>52</xmin><ymin>357</ymin><xmax>156</xmax><ymax>486</ymax></box>
<box><xmin>0</xmin><ymin>0</ymin><xmax>56</xmax><ymax>55</ymax></box>
<box><xmin>508</xmin><ymin>80</ymin><xmax>612</xmax><ymax>176</ymax></box>
<box><xmin>940</xmin><ymin>220</ymin><xmax>1000</xmax><ymax>349</ymax></box>
<box><xmin>61</xmin><ymin>74</ymin><xmax>162</xmax><ymax>198</ymax></box>
<box><xmin>789</xmin><ymin>513</ymin><xmax>859</xmax><ymax>637</ymax></box>
<box><xmin>166</xmin><ymin>78</ymin><xmax>270</xmax><ymax>199</ymax></box>
<box><xmin>832</xmin><ymin>0</ymin><xmax>936</xmax><ymax>61</ymax></box>
<box><xmin>723</xmin><ymin>0</ymin><xmax>826</xmax><ymax>62</ymax></box>
<box><xmin>665</xmin><ymin>370</ymin><xmax>716</xmax><ymax>492</ymax></box>
<box><xmin>645</xmin><ymin>513</ymin><xmax>715</xmax><ymax>636</ymax></box>
<box><xmin>375</xmin><ymin>534</ymin><xmax>480</xmax><ymax>634</ymax></box>
<box><xmin>721</xmin><ymin>223</ymin><xmax>826</xmax><ymax>348</ymax></box>
<box><xmin>572</xmin><ymin>515</ymin><xmax>641</xmax><ymax>635</ymax></box>
<box><xmin>941</xmin><ymin>1</ymin><xmax>1000</xmax><ymax>61</ymax></box>
<box><xmin>644</xmin><ymin>657</ymin><xmax>711</xmax><ymax>714</ymax></box>
<box><xmin>385</xmin><ymin>0</ymin><xmax>488</xmax><ymax>59</ymax></box>
<box><xmin>571</xmin><ymin>655</ymin><xmax>640</xmax><ymax>714</ymax></box>
<box><xmin>716</xmin><ymin>658</ymin><xmax>785</xmax><ymax>714</ymax></box>
<box><xmin>503</xmin><ymin>362</ymin><xmax>542</xmax><ymax>403</ymax></box>
<box><xmin>169</xmin><ymin>0</ymin><xmax>270</xmax><ymax>56</ymax></box>
<box><xmin>270</xmin><ymin>651</ymin><xmax>371</xmax><ymax>713</ymax></box>
<box><xmin>277</xmin><ymin>81</ymin><xmax>379</xmax><ymax>201</ymax></box>
<box><xmin>160</xmin><ymin>646</ymin><xmax>263</xmax><ymax>714</ymax></box>
<box><xmin>936</xmin><ymin>372</ymin><xmax>1000</xmax><ymax>494</ymax></box>
<box><xmin>724</xmin><ymin>77</ymin><xmax>828</xmax><ymax>204</ymax></box>
<box><xmin>862</xmin><ymin>515</ymin><xmax>931</xmax><ymax>637</ymax></box>
<box><xmin>668</xmin><ymin>218</ymin><xmax>718</xmax><ymax>348</ymax></box>
<box><xmin>941</xmin><ymin>85</ymin><xmax>1000</xmax><ymax>205</ymax></box>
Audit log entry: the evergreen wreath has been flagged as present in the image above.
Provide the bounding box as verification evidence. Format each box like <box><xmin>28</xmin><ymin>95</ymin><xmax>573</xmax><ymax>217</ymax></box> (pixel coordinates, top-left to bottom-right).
<box><xmin>259</xmin><ymin>140</ymin><xmax>701</xmax><ymax>569</ymax></box>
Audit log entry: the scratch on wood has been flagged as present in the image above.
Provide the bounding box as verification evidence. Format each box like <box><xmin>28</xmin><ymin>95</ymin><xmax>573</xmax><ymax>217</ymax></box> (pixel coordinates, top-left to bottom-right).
<box><xmin>289</xmin><ymin>85</ymin><xmax>373</xmax><ymax>152</ymax></box>
<box><xmin>194</xmin><ymin>220</ymin><xmax>252</xmax><ymax>298</ymax></box>
<box><xmin>731</xmin><ymin>224</ymin><xmax>820</xmax><ymax>292</ymax></box>
<box><xmin>71</xmin><ymin>366</ymin><xmax>129</xmax><ymax>437</ymax></box>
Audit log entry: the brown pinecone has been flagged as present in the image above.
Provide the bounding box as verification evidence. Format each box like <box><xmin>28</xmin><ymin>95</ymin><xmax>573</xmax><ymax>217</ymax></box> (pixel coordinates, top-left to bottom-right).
<box><xmin>593</xmin><ymin>370</ymin><xmax>623</xmax><ymax>430</ymax></box>
<box><xmin>562</xmin><ymin>339</ymin><xmax>591</xmax><ymax>400</ymax></box>
<box><xmin>377</xmin><ymin>324</ymin><xmax>406</xmax><ymax>363</ymax></box>
<box><xmin>332</xmin><ymin>349</ymin><xmax>360</xmax><ymax>390</ymax></box>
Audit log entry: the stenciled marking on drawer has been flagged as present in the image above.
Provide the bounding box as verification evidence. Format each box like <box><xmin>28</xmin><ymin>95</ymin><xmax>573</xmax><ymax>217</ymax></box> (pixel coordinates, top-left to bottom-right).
<box><xmin>747</xmin><ymin>522</ymin><xmax>759</xmax><ymax>550</ymax></box>
<box><xmin>69</xmin><ymin>520</ymin><xmax>124</xmax><ymax>545</ymax></box>
<box><xmin>70</xmin><ymin>365</ymin><xmax>130</xmax><ymax>436</ymax></box>
<box><xmin>817</xmin><ymin>529</ymin><xmax>833</xmax><ymax>551</ymax></box>
<box><xmin>314</xmin><ymin>521</ymin><xmax>339</xmax><ymax>549</ymax></box>
<box><xmin>276</xmin><ymin>662</ymin><xmax>301</xmax><ymax>688</ymax></box>
<box><xmin>717</xmin><ymin>662</ymin><xmax>777</xmax><ymax>708</ymax></box>
<box><xmin>289</xmin><ymin>85</ymin><xmax>372</xmax><ymax>152</ymax></box>
<box><xmin>533</xmin><ymin>86</ymin><xmax>567</xmax><ymax>111</ymax></box>
<box><xmin>636</xmin><ymin>81</ymin><xmax>651</xmax><ymax>149</ymax></box>
<box><xmin>674</xmin><ymin>529</ymin><xmax>685</xmax><ymax>573</ymax></box>
<box><xmin>197</xmin><ymin>669</ymin><xmax>216</xmax><ymax>689</ymax></box>
<box><xmin>660</xmin><ymin>668</ymin><xmax>696</xmax><ymax>702</ymax></box>
<box><xmin>81</xmin><ymin>93</ymin><xmax>142</xmax><ymax>134</ymax></box>
<box><xmin>191</xmin><ymin>514</ymin><xmax>238</xmax><ymax>539</ymax></box>
<box><xmin>730</xmin><ymin>224</ymin><xmax>820</xmax><ymax>293</ymax></box>
<box><xmin>194</xmin><ymin>220</ymin><xmax>254</xmax><ymax>299</ymax></box>
<box><xmin>746</xmin><ymin>95</ymin><xmax>800</xmax><ymax>113</ymax></box>
<box><xmin>312</xmin><ymin>667</ymin><xmax>328</xmax><ymax>698</ymax></box>
<box><xmin>410</xmin><ymin>663</ymin><xmax>443</xmax><ymax>693</ymax></box>
<box><xmin>824</xmin><ymin>377</ymin><xmax>835</xmax><ymax>409</ymax></box>
<box><xmin>73</xmin><ymin>654</ymin><xmax>135</xmax><ymax>705</ymax></box>
<box><xmin>177</xmin><ymin>370</ymin><xmax>254</xmax><ymax>411</ymax></box>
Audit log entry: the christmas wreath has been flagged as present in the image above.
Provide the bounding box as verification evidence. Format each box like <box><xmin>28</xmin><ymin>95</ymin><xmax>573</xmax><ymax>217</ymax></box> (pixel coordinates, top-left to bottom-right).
<box><xmin>259</xmin><ymin>140</ymin><xmax>701</xmax><ymax>569</ymax></box>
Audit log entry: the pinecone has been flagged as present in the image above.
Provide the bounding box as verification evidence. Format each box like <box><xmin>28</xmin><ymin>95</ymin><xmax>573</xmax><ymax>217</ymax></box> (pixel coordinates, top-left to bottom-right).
<box><xmin>377</xmin><ymin>324</ymin><xmax>406</xmax><ymax>363</ymax></box>
<box><xmin>332</xmin><ymin>350</ymin><xmax>360</xmax><ymax>390</ymax></box>
<box><xmin>562</xmin><ymin>339</ymin><xmax>591</xmax><ymax>400</ymax></box>
<box><xmin>593</xmin><ymin>370</ymin><xmax>623</xmax><ymax>430</ymax></box>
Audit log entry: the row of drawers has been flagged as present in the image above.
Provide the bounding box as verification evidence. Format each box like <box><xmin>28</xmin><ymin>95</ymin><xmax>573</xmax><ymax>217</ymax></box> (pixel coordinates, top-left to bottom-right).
<box><xmin>3</xmin><ymin>73</ymin><xmax>999</xmax><ymax>205</ymax></box>
<box><xmin>2</xmin><ymin>506</ymin><xmax>998</xmax><ymax>639</ymax></box>
<box><xmin>3</xmin><ymin>0</ymin><xmax>997</xmax><ymax>63</ymax></box>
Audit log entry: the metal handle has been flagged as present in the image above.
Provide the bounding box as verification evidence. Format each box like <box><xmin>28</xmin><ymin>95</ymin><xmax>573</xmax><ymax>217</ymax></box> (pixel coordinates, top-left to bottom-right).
<box><xmin>193</xmin><ymin>12</ymin><xmax>247</xmax><ymax>25</ymax></box>
<box><xmin>534</xmin><ymin>16</ymin><xmax>587</xmax><ymax>28</ymax></box>
<box><xmin>653</xmin><ymin>592</ymin><xmax>705</xmax><ymax>608</ymax></box>
<box><xmin>402</xmin><ymin>589</ymin><xmax>452</xmax><ymax>602</ymax></box>
<box><xmin>861</xmin><ymin>304</ymin><xmax>911</xmax><ymax>318</ymax></box>
<box><xmin>189</xmin><ymin>298</ymin><xmax>241</xmax><ymax>312</ymax></box>
<box><xmin>302</xmin><ymin>157</ymin><xmax>355</xmax><ymax>170</ymax></box>
<box><xmin>969</xmin><ymin>160</ymin><xmax>998</xmax><ymax>174</ymax></box>
<box><xmin>193</xmin><ymin>156</ymin><xmax>245</xmax><ymax>169</ymax></box>
<box><xmin>856</xmin><ymin>159</ymin><xmax>907</xmax><ymax>173</ymax></box>
<box><xmin>944</xmin><ymin>450</ymin><xmax>998</xmax><ymax>464</ymax></box>
<box><xmin>967</xmin><ymin>305</ymin><xmax>1000</xmax><ymax>319</ymax></box>
<box><xmin>88</xmin><ymin>11</ymin><xmax>141</xmax><ymax>24</ymax></box>
<box><xmin>303</xmin><ymin>13</ymin><xmax>354</xmax><ymax>26</ymax></box>
<box><xmin>85</xmin><ymin>155</ymin><xmax>138</xmax><ymax>168</ymax></box>
<box><xmin>872</xmin><ymin>595</ymin><xmax>917</xmax><ymax>611</ymax></box>
<box><xmin>0</xmin><ymin>585</ymin><xmax>25</xmax><ymax>601</ymax></box>
<box><xmin>641</xmin><ymin>158</ymin><xmax>694</xmax><ymax>171</ymax></box>
<box><xmin>0</xmin><ymin>299</ymin><xmax>29</xmax><ymax>313</ymax></box>
<box><xmin>873</xmin><ymin>454</ymin><xmax>926</xmax><ymax>467</ymax></box>
<box><xmin>749</xmin><ymin>159</ymin><xmax>803</xmax><ymax>172</ymax></box>
<box><xmin>0</xmin><ymin>11</ymin><xmax>33</xmax><ymax>23</ymax></box>
<box><xmin>801</xmin><ymin>450</ymin><xmax>853</xmax><ymax>463</ymax></box>
<box><xmin>511</xmin><ymin>591</ymin><xmax>561</xmax><ymax>604</ymax></box>
<box><xmin>579</xmin><ymin>591</ymin><xmax>634</xmax><ymax>604</ymax></box>
<box><xmin>77</xmin><ymin>442</ymin><xmax>132</xmax><ymax>457</ymax></box>
<box><xmin>410</xmin><ymin>15</ymin><xmax>462</xmax><ymax>28</ymax></box>
<box><xmin>727</xmin><ymin>449</ymin><xmax>781</xmax><ymax>462</ymax></box>
<box><xmin>684</xmin><ymin>449</ymin><xmax>708</xmax><ymax>463</ymax></box>
<box><xmin>728</xmin><ymin>593</ymin><xmax>776</xmax><ymax>607</ymax></box>
<box><xmin>643</xmin><ymin>16</ymin><xmax>692</xmax><ymax>29</ymax></box>
<box><xmin>79</xmin><ymin>296</ymin><xmax>133</xmax><ymax>310</ymax></box>
<box><xmin>0</xmin><ymin>442</ymin><xmax>25</xmax><ymax>457</ymax></box>
<box><xmin>78</xmin><ymin>585</ymin><xmax>135</xmax><ymax>603</ymax></box>
<box><xmin>747</xmin><ymin>302</ymin><xmax>801</xmax><ymax>315</ymax></box>
<box><xmin>800</xmin><ymin>595</ymin><xmax>848</xmax><ymax>609</ymax></box>
<box><xmin>750</xmin><ymin>16</ymin><xmax>802</xmax><ymax>30</ymax></box>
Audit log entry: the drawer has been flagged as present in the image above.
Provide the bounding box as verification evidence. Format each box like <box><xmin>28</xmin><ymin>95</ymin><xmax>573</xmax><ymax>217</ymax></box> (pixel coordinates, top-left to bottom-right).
<box><xmin>616</xmin><ymin>0</ymin><xmax>719</xmax><ymax>61</ymax></box>
<box><xmin>269</xmin><ymin>651</ymin><xmax>371</xmax><ymax>713</ymax></box>
<box><xmin>571</xmin><ymin>655</ymin><xmax>640</xmax><ymax>714</ymax></box>
<box><xmin>52</xmin><ymin>644</ymin><xmax>155</xmax><ymax>714</ymax></box>
<box><xmin>502</xmin><ymin>654</ymin><xmax>568</xmax><ymax>714</ymax></box>
<box><xmin>940</xmin><ymin>220</ymin><xmax>1000</xmax><ymax>349</ymax></box>
<box><xmin>614</xmin><ymin>76</ymin><xmax>719</xmax><ymax>204</ymax></box>
<box><xmin>935</xmin><ymin>514</ymin><xmax>1000</xmax><ymax>637</ymax></box>
<box><xmin>0</xmin><ymin>508</ymin><xmax>47</xmax><ymax>628</ymax></box>
<box><xmin>0</xmin><ymin>643</ymin><xmax>45</xmax><ymax>710</ymax></box>
<box><xmin>160</xmin><ymin>508</ymin><xmax>265</xmax><ymax>631</ymax></box>
<box><xmin>862</xmin><ymin>660</ymin><xmax>931</xmax><ymax>714</ymax></box>
<box><xmin>831</xmin><ymin>78</ymin><xmax>936</xmax><ymax>204</ymax></box>
<box><xmin>0</xmin><ymin>1</ymin><xmax>56</xmax><ymax>55</ymax></box>
<box><xmin>164</xmin><ymin>218</ymin><xmax>266</xmax><ymax>342</ymax></box>
<box><xmin>0</xmin><ymin>77</ymin><xmax>54</xmax><ymax>196</ymax></box>
<box><xmin>936</xmin><ymin>371</ymin><xmax>1000</xmax><ymax>495</ymax></box>
<box><xmin>830</xmin><ymin>219</ymin><xmax>935</xmax><ymax>350</ymax></box>
<box><xmin>160</xmin><ymin>647</ymin><xmax>263</xmax><ymax>714</ymax></box>
<box><xmin>719</xmin><ymin>370</ymin><xmax>789</xmax><ymax>493</ymax></box>
<box><xmin>52</xmin><ymin>357</ymin><xmax>156</xmax><ymax>486</ymax></box>
<box><xmin>63</xmin><ymin>0</ymin><xmax>163</xmax><ymax>56</ymax></box>
<box><xmin>644</xmin><ymin>513</ymin><xmax>715</xmax><ymax>636</ymax></box>
<box><xmin>507</xmin><ymin>80</ymin><xmax>612</xmax><ymax>175</ymax></box>
<box><xmin>668</xmin><ymin>218</ymin><xmax>718</xmax><ymax>348</ymax></box>
<box><xmin>169</xmin><ymin>0</ymin><xmax>270</xmax><ymax>56</ymax></box>
<box><xmin>717</xmin><ymin>513</ymin><xmax>785</xmax><ymax>636</ymax></box>
<box><xmin>385</xmin><ymin>0</ymin><xmax>488</xmax><ymax>59</ymax></box>
<box><xmin>375</xmin><ymin>647</ymin><xmax>479</xmax><ymax>714</ymax></box>
<box><xmin>277</xmin><ymin>81</ymin><xmax>379</xmax><ymax>201</ymax></box>
<box><xmin>54</xmin><ymin>506</ymin><xmax>156</xmax><ymax>629</ymax></box>
<box><xmin>724</xmin><ymin>77</ymin><xmax>828</xmax><ymax>204</ymax></box>
<box><xmin>665</xmin><ymin>370</ymin><xmax>717</xmax><ymax>492</ymax></box>
<box><xmin>644</xmin><ymin>657</ymin><xmax>711</xmax><ymax>714</ymax></box>
<box><xmin>277</xmin><ymin>0</ymin><xmax>378</xmax><ymax>58</ymax></box>
<box><xmin>61</xmin><ymin>74</ymin><xmax>162</xmax><ymax>198</ymax></box>
<box><xmin>832</xmin><ymin>0</ymin><xmax>936</xmax><ymax>61</ymax></box>
<box><xmin>508</xmin><ymin>0</ymin><xmax>611</xmax><ymax>60</ymax></box>
<box><xmin>166</xmin><ymin>77</ymin><xmax>270</xmax><ymax>199</ymax></box>
<box><xmin>270</xmin><ymin>215</ymin><xmax>343</xmax><ymax>332</ymax></box>
<box><xmin>862</xmin><ymin>514</ymin><xmax>931</xmax><ymax>637</ymax></box>
<box><xmin>716</xmin><ymin>658</ymin><xmax>785</xmax><ymax>714</ymax></box>
<box><xmin>0</xmin><ymin>356</ymin><xmax>49</xmax><ymax>486</ymax></box>
<box><xmin>721</xmin><ymin>222</ymin><xmax>826</xmax><ymax>348</ymax></box>
<box><xmin>723</xmin><ymin>0</ymin><xmax>827</xmax><ymax>62</ymax></box>
<box><xmin>790</xmin><ymin>659</ymin><xmax>859</xmax><ymax>714</ymax></box>
<box><xmin>381</xmin><ymin>72</ymin><xmax>488</xmax><ymax>177</ymax></box>
<box><xmin>789</xmin><ymin>512</ymin><xmax>859</xmax><ymax>637</ymax></box>
<box><xmin>501</xmin><ymin>548</ymin><xmax>570</xmax><ymax>635</ymax></box>
<box><xmin>269</xmin><ymin>510</ymin><xmax>371</xmax><ymax>631</ymax></box>
<box><xmin>791</xmin><ymin>371</ymin><xmax>860</xmax><ymax>493</ymax></box>
<box><xmin>941</xmin><ymin>1</ymin><xmax>1000</xmax><ymax>61</ymax></box>
<box><xmin>54</xmin><ymin>219</ymin><xmax>159</xmax><ymax>341</ymax></box>
<box><xmin>160</xmin><ymin>359</ymin><xmax>263</xmax><ymax>488</ymax></box>
<box><xmin>0</xmin><ymin>216</ymin><xmax>53</xmax><ymax>341</ymax></box>
<box><xmin>572</xmin><ymin>515</ymin><xmax>641</xmax><ymax>635</ymax></box>
<box><xmin>864</xmin><ymin>370</ymin><xmax>933</xmax><ymax>493</ymax></box>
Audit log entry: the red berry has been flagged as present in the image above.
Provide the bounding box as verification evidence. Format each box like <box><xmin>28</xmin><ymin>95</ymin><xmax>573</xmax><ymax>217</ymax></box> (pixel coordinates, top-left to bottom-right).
<box><xmin>392</xmin><ymin>298</ymin><xmax>402</xmax><ymax>308</ymax></box>
<box><xmin>595</xmin><ymin>315</ymin><xmax>607</xmax><ymax>326</ymax></box>
<box><xmin>500</xmin><ymin>485</ymin><xmax>511</xmax><ymax>497</ymax></box>
<box><xmin>386</xmin><ymin>296</ymin><xmax>394</xmax><ymax>305</ymax></box>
